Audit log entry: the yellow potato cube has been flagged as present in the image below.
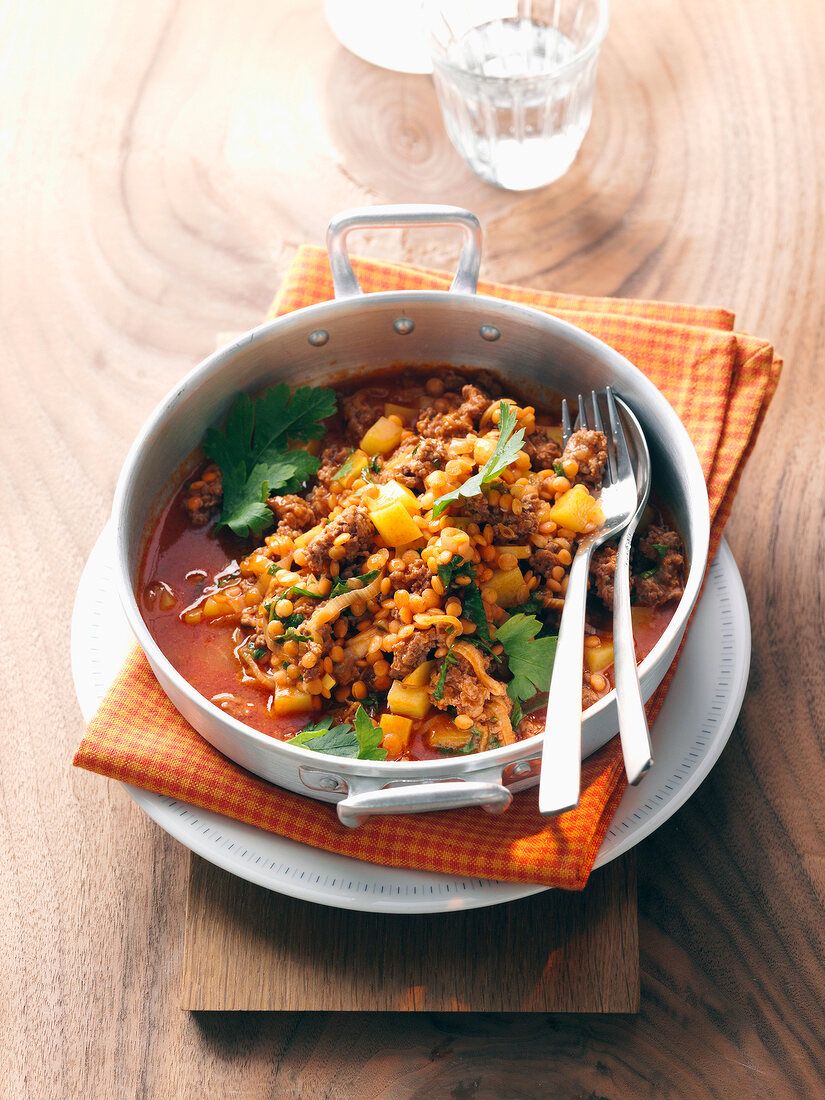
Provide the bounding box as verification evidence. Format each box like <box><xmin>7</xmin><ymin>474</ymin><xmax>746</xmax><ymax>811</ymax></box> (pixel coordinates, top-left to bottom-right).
<box><xmin>429</xmin><ymin>727</ymin><xmax>473</xmax><ymax>750</ymax></box>
<box><xmin>380</xmin><ymin>713</ymin><xmax>413</xmax><ymax>742</ymax></box>
<box><xmin>492</xmin><ymin>545</ymin><xmax>530</xmax><ymax>559</ymax></box>
<box><xmin>387</xmin><ymin>681</ymin><xmax>431</xmax><ymax>719</ymax></box>
<box><xmin>360</xmin><ymin>416</ymin><xmax>404</xmax><ymax>456</ymax></box>
<box><xmin>487</xmin><ymin>566</ymin><xmax>525</xmax><ymax>608</ymax></box>
<box><xmin>269</xmin><ymin>688</ymin><xmax>313</xmax><ymax>715</ymax></box>
<box><xmin>584</xmin><ymin>639</ymin><xmax>615</xmax><ymax>673</ymax></box>
<box><xmin>548</xmin><ymin>484</ymin><xmax>605</xmax><ymax>534</ymax></box>
<box><xmin>402</xmin><ymin>659</ymin><xmax>436</xmax><ymax>687</ymax></box>
<box><xmin>384</xmin><ymin>403</ymin><xmax>419</xmax><ymax>423</ymax></box>
<box><xmin>369</xmin><ymin>500</ymin><xmax>422</xmax><ymax>547</ymax></box>
<box><xmin>367</xmin><ymin>479</ymin><xmax>420</xmax><ymax>515</ymax></box>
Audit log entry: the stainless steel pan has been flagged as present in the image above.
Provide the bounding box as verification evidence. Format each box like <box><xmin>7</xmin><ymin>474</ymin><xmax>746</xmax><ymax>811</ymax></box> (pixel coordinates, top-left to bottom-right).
<box><xmin>112</xmin><ymin>205</ymin><xmax>709</xmax><ymax>827</ymax></box>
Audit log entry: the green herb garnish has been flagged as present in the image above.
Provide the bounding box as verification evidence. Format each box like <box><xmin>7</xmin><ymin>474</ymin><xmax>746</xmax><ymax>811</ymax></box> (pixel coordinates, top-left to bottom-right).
<box><xmin>437</xmin><ymin>553</ymin><xmax>472</xmax><ymax>589</ymax></box>
<box><xmin>331</xmin><ymin>449</ymin><xmax>356</xmax><ymax>481</ymax></box>
<box><xmin>460</xmin><ymin>579</ymin><xmax>493</xmax><ymax>646</ymax></box>
<box><xmin>495</xmin><ymin>613</ymin><xmax>558</xmax><ymax>711</ymax></box>
<box><xmin>204</xmin><ymin>384</ymin><xmax>336</xmax><ymax>537</ymax></box>
<box><xmin>286</xmin><ymin>706</ymin><xmax>387</xmax><ymax>760</ymax></box>
<box><xmin>285</xmin><ymin>585</ymin><xmax>323</xmax><ymax>601</ymax></box>
<box><xmin>431</xmin><ymin>402</ymin><xmax>525</xmax><ymax>518</ymax></box>
<box><xmin>639</xmin><ymin>543</ymin><xmax>670</xmax><ymax>579</ymax></box>
<box><xmin>433</xmin><ymin>644</ymin><xmax>458</xmax><ymax>701</ymax></box>
<box><xmin>283</xmin><ymin>629</ymin><xmax>311</xmax><ymax>643</ymax></box>
<box><xmin>329</xmin><ymin>569</ymin><xmax>381</xmax><ymax>599</ymax></box>
<box><xmin>553</xmin><ymin>460</ymin><xmax>565</xmax><ymax>477</ymax></box>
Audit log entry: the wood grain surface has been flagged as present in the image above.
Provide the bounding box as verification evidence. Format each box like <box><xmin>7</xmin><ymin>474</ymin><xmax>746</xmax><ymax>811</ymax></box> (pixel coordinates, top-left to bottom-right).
<box><xmin>181</xmin><ymin>854</ymin><xmax>638</xmax><ymax>1012</ymax></box>
<box><xmin>3</xmin><ymin>0</ymin><xmax>825</xmax><ymax>1095</ymax></box>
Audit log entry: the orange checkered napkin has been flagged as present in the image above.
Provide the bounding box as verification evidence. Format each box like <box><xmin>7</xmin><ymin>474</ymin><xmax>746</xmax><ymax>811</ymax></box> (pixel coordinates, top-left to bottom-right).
<box><xmin>73</xmin><ymin>249</ymin><xmax>781</xmax><ymax>890</ymax></box>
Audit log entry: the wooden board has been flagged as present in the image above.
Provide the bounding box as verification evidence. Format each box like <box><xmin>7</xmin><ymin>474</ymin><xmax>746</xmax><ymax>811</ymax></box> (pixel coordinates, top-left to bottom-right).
<box><xmin>180</xmin><ymin>852</ymin><xmax>638</xmax><ymax>1012</ymax></box>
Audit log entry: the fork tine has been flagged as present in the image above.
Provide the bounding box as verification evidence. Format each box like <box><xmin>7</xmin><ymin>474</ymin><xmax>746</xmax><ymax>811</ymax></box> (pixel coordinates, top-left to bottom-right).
<box><xmin>605</xmin><ymin>387</ymin><xmax>633</xmax><ymax>482</ymax></box>
<box><xmin>578</xmin><ymin>393</ymin><xmax>589</xmax><ymax>430</ymax></box>
<box><xmin>561</xmin><ymin>398</ymin><xmax>572</xmax><ymax>445</ymax></box>
<box><xmin>591</xmin><ymin>390</ymin><xmax>617</xmax><ymax>483</ymax></box>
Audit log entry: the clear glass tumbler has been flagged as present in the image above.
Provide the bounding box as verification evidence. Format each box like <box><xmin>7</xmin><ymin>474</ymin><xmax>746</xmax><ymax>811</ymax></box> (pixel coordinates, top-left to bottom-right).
<box><xmin>427</xmin><ymin>0</ymin><xmax>609</xmax><ymax>190</ymax></box>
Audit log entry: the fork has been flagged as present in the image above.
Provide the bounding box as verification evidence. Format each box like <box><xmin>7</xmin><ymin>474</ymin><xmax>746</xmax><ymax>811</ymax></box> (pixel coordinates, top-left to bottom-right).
<box><xmin>538</xmin><ymin>387</ymin><xmax>638</xmax><ymax>816</ymax></box>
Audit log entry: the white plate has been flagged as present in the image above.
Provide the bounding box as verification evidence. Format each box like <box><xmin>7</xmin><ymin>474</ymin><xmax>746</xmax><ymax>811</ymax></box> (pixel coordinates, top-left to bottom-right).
<box><xmin>72</xmin><ymin>523</ymin><xmax>750</xmax><ymax>913</ymax></box>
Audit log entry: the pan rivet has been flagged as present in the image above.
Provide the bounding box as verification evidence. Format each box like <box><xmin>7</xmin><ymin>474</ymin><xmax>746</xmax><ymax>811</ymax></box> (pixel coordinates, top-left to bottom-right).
<box><xmin>318</xmin><ymin>776</ymin><xmax>340</xmax><ymax>790</ymax></box>
<box><xmin>480</xmin><ymin>324</ymin><xmax>501</xmax><ymax>341</ymax></box>
<box><xmin>308</xmin><ymin>329</ymin><xmax>329</xmax><ymax>346</ymax></box>
<box><xmin>512</xmin><ymin>761</ymin><xmax>532</xmax><ymax>776</ymax></box>
<box><xmin>393</xmin><ymin>317</ymin><xmax>415</xmax><ymax>335</ymax></box>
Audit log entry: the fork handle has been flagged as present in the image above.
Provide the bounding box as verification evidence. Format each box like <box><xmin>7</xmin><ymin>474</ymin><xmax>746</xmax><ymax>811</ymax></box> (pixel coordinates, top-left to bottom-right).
<box><xmin>613</xmin><ymin>522</ymin><xmax>653</xmax><ymax>784</ymax></box>
<box><xmin>538</xmin><ymin>547</ymin><xmax>591</xmax><ymax>815</ymax></box>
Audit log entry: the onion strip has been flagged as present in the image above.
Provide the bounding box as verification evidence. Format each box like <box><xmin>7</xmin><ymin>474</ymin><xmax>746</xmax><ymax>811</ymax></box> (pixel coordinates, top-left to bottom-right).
<box><xmin>303</xmin><ymin>574</ymin><xmax>383</xmax><ymax>639</ymax></box>
<box><xmin>453</xmin><ymin>641</ymin><xmax>506</xmax><ymax>695</ymax></box>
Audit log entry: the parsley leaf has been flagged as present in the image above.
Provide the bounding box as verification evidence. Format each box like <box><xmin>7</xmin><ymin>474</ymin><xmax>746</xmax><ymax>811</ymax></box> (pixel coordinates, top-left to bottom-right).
<box><xmin>331</xmin><ymin>450</ymin><xmax>356</xmax><ymax>482</ymax></box>
<box><xmin>285</xmin><ymin>585</ymin><xmax>323</xmax><ymax>600</ymax></box>
<box><xmin>353</xmin><ymin>705</ymin><xmax>387</xmax><ymax>759</ymax></box>
<box><xmin>495</xmin><ymin>613</ymin><xmax>558</xmax><ymax>708</ymax></box>
<box><xmin>204</xmin><ymin>385</ymin><xmax>336</xmax><ymax>537</ymax></box>
<box><xmin>437</xmin><ymin>553</ymin><xmax>474</xmax><ymax>589</ymax></box>
<box><xmin>460</xmin><ymin>579</ymin><xmax>492</xmax><ymax>646</ymax></box>
<box><xmin>553</xmin><ymin>460</ymin><xmax>565</xmax><ymax>477</ymax></box>
<box><xmin>433</xmin><ymin>644</ymin><xmax>458</xmax><ymax>701</ymax></box>
<box><xmin>286</xmin><ymin>706</ymin><xmax>387</xmax><ymax>760</ymax></box>
<box><xmin>431</xmin><ymin>402</ymin><xmax>525</xmax><ymax>518</ymax></box>
<box><xmin>329</xmin><ymin>569</ymin><xmax>381</xmax><ymax>599</ymax></box>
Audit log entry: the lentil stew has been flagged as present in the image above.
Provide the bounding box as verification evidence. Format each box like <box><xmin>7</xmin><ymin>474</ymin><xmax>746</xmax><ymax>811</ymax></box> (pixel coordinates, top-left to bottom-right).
<box><xmin>138</xmin><ymin>368</ymin><xmax>686</xmax><ymax>760</ymax></box>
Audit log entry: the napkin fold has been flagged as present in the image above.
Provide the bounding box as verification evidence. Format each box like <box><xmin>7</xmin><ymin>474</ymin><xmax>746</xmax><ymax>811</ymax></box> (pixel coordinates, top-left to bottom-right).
<box><xmin>73</xmin><ymin>248</ymin><xmax>781</xmax><ymax>890</ymax></box>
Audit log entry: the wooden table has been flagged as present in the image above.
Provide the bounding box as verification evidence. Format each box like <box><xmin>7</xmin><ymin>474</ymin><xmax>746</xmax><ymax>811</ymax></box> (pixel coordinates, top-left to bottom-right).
<box><xmin>3</xmin><ymin>0</ymin><xmax>823</xmax><ymax>1094</ymax></box>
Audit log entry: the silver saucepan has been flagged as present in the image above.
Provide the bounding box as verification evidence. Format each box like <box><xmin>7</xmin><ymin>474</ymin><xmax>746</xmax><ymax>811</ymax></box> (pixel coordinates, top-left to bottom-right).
<box><xmin>112</xmin><ymin>205</ymin><xmax>709</xmax><ymax>827</ymax></box>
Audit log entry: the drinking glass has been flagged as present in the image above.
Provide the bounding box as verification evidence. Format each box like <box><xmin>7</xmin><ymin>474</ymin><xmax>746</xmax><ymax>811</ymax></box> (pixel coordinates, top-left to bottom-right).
<box><xmin>427</xmin><ymin>0</ymin><xmax>609</xmax><ymax>190</ymax></box>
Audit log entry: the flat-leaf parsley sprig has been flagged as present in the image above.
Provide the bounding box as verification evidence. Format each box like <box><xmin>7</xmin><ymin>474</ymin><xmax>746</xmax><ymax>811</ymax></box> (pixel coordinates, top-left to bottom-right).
<box><xmin>431</xmin><ymin>402</ymin><xmax>525</xmax><ymax>519</ymax></box>
<box><xmin>286</xmin><ymin>706</ymin><xmax>387</xmax><ymax>760</ymax></box>
<box><xmin>204</xmin><ymin>383</ymin><xmax>336</xmax><ymax>537</ymax></box>
<box><xmin>494</xmin><ymin>613</ymin><xmax>558</xmax><ymax>726</ymax></box>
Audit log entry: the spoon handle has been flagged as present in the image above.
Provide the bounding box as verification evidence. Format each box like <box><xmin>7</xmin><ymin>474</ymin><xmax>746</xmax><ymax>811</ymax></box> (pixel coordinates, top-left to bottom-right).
<box><xmin>613</xmin><ymin>521</ymin><xmax>653</xmax><ymax>784</ymax></box>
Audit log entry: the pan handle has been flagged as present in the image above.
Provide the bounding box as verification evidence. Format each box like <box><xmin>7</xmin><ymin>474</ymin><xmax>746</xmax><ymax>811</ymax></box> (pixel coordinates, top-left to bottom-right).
<box><xmin>336</xmin><ymin>779</ymin><xmax>511</xmax><ymax>828</ymax></box>
<box><xmin>326</xmin><ymin>205</ymin><xmax>481</xmax><ymax>299</ymax></box>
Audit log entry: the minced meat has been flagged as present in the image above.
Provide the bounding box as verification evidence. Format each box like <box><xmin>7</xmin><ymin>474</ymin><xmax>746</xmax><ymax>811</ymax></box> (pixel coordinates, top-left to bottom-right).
<box><xmin>389</xmin><ymin>628</ymin><xmax>436</xmax><ymax>680</ymax></box>
<box><xmin>416</xmin><ymin>384</ymin><xmax>492</xmax><ymax>439</ymax></box>
<box><xmin>303</xmin><ymin>504</ymin><xmax>373</xmax><ymax>574</ymax></box>
<box><xmin>431</xmin><ymin>650</ymin><xmax>490</xmax><ymax>719</ymax></box>
<box><xmin>461</xmin><ymin>490</ymin><xmax>538</xmax><ymax>540</ymax></box>
<box><xmin>634</xmin><ymin>524</ymin><xmax>685</xmax><ymax>606</ymax></box>
<box><xmin>590</xmin><ymin>544</ymin><xmax>617</xmax><ymax>606</ymax></box>
<box><xmin>387</xmin><ymin>556</ymin><xmax>432</xmax><ymax>595</ymax></box>
<box><xmin>562</xmin><ymin>429</ymin><xmax>607</xmax><ymax>489</ymax></box>
<box><xmin>523</xmin><ymin>427</ymin><xmax>562</xmax><ymax>472</ymax></box>
<box><xmin>381</xmin><ymin>437</ymin><xmax>447</xmax><ymax>492</ymax></box>
<box><xmin>266</xmin><ymin>494</ymin><xmax>316</xmax><ymax>535</ymax></box>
